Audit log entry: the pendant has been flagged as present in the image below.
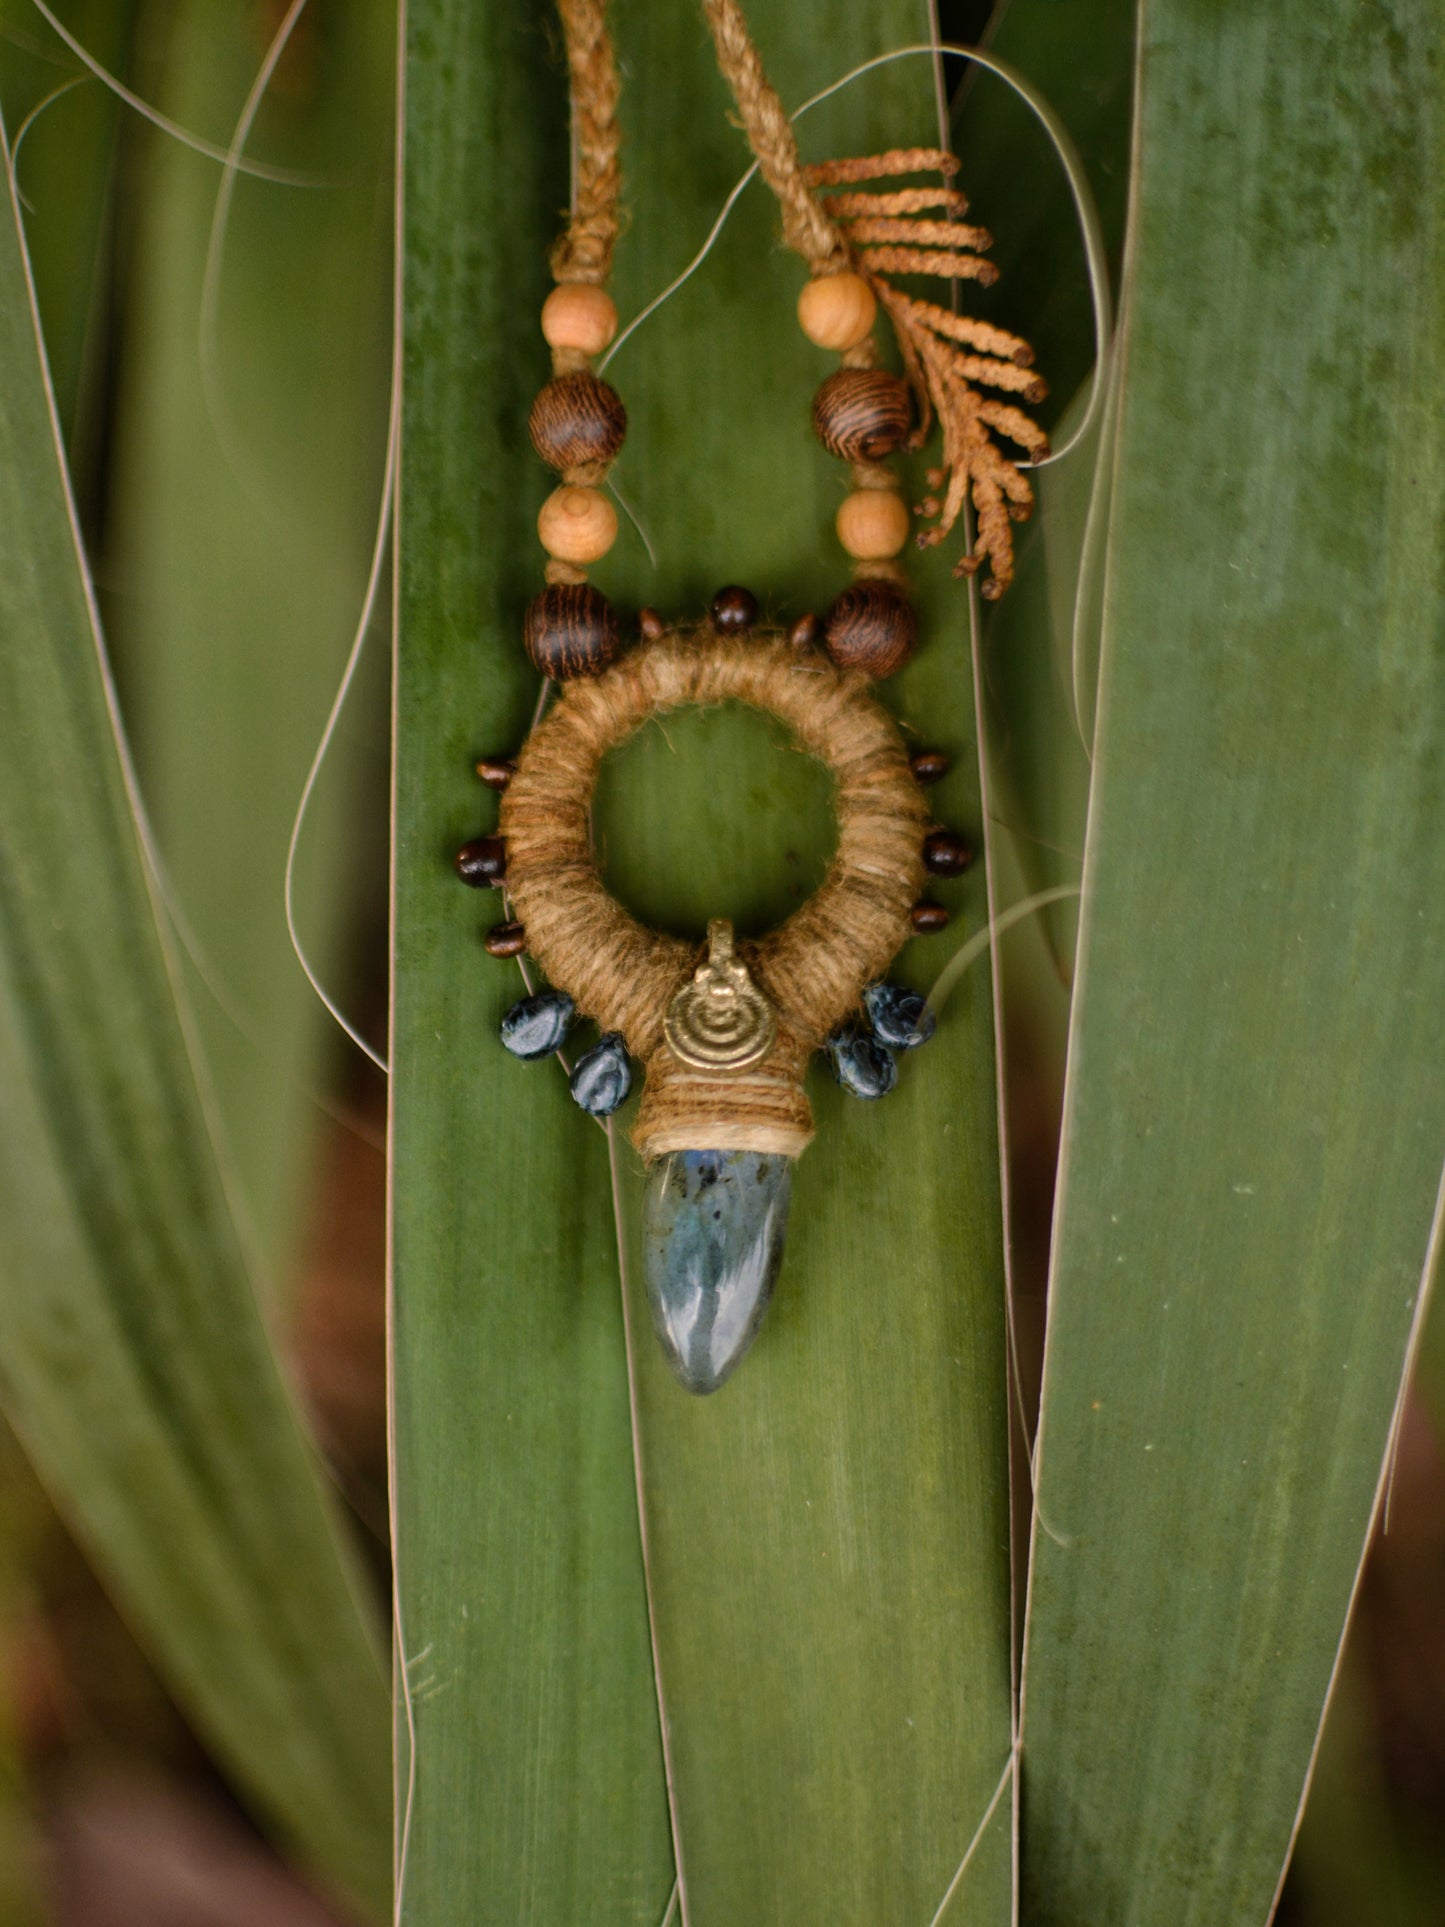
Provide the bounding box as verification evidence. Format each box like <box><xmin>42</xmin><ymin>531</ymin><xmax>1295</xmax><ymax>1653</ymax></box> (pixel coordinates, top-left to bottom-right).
<box><xmin>643</xmin><ymin>1147</ymin><xmax>792</xmax><ymax>1394</ymax></box>
<box><xmin>485</xmin><ymin>617</ymin><xmax>949</xmax><ymax>1393</ymax></box>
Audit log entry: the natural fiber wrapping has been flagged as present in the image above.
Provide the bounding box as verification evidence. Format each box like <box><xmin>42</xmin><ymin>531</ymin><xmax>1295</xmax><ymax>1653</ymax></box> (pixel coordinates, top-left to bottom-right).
<box><xmin>499</xmin><ymin>625</ymin><xmax>928</xmax><ymax>1158</ymax></box>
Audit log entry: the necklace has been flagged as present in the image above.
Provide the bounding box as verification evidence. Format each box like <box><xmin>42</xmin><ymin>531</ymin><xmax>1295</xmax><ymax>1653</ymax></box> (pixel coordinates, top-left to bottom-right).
<box><xmin>453</xmin><ymin>0</ymin><xmax>1043</xmax><ymax>1394</ymax></box>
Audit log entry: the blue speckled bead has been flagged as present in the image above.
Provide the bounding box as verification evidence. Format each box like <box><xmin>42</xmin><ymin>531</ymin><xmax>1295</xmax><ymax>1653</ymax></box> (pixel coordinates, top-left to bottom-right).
<box><xmin>643</xmin><ymin>1149</ymin><xmax>792</xmax><ymax>1394</ymax></box>
<box><xmin>569</xmin><ymin>1031</ymin><xmax>632</xmax><ymax>1116</ymax></box>
<box><xmin>863</xmin><ymin>980</ymin><xmax>936</xmax><ymax>1051</ymax></box>
<box><xmin>500</xmin><ymin>988</ymin><xmax>575</xmax><ymax>1061</ymax></box>
<box><xmin>826</xmin><ymin>1023</ymin><xmax>898</xmax><ymax>1099</ymax></box>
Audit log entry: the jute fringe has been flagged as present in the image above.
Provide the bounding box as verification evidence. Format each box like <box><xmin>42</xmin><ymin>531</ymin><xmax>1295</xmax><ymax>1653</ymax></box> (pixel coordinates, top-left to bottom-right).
<box><xmin>552</xmin><ymin>0</ymin><xmax>621</xmax><ymax>286</ymax></box>
<box><xmin>499</xmin><ymin>626</ymin><xmax>928</xmax><ymax>1161</ymax></box>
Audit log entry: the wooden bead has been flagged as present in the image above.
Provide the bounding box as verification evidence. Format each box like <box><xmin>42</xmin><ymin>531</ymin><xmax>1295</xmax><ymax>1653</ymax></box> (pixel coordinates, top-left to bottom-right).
<box><xmin>836</xmin><ymin>489</ymin><xmax>911</xmax><ymax>561</ymax></box>
<box><xmin>528</xmin><ymin>373</ymin><xmax>626</xmax><ymax>471</ymax></box>
<box><xmin>540</xmin><ymin>282</ymin><xmax>618</xmax><ymax>355</ymax></box>
<box><xmin>910</xmin><ymin>900</ymin><xmax>950</xmax><ymax>934</ymax></box>
<box><xmin>524</xmin><ymin>584</ymin><xmax>619</xmax><ymax>679</ymax></box>
<box><xmin>812</xmin><ymin>368</ymin><xmax>911</xmax><ymax>462</ymax></box>
<box><xmin>923</xmin><ymin>829</ymin><xmax>974</xmax><ymax>876</ymax></box>
<box><xmin>789</xmin><ymin>612</ymin><xmax>820</xmax><ymax>648</ymax></box>
<box><xmin>638</xmin><ymin>606</ymin><xmax>666</xmax><ymax>640</ymax></box>
<box><xmin>455</xmin><ymin>836</ymin><xmax>506</xmax><ymax>887</ymax></box>
<box><xmin>797</xmin><ymin>271</ymin><xmax>876</xmax><ymax>352</ymax></box>
<box><xmin>909</xmin><ymin>748</ymin><xmax>950</xmax><ymax>786</ymax></box>
<box><xmin>822</xmin><ymin>581</ymin><xmax>918</xmax><ymax>679</ymax></box>
<box><xmin>711</xmin><ymin>585</ymin><xmax>759</xmax><ymax>633</ymax></box>
<box><xmin>476</xmin><ymin>756</ymin><xmax>515</xmax><ymax>790</ymax></box>
<box><xmin>485</xmin><ymin>921</ymin><xmax>528</xmax><ymax>958</ymax></box>
<box><xmin>537</xmin><ymin>484</ymin><xmax>617</xmax><ymax>564</ymax></box>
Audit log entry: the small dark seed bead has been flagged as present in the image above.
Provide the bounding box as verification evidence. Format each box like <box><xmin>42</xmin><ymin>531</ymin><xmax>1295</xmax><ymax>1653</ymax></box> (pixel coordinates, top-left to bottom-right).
<box><xmin>524</xmin><ymin>584</ymin><xmax>619</xmax><ymax>680</ymax></box>
<box><xmin>923</xmin><ymin>829</ymin><xmax>974</xmax><ymax>877</ymax></box>
<box><xmin>485</xmin><ymin>921</ymin><xmax>527</xmax><ymax>958</ymax></box>
<box><xmin>812</xmin><ymin>367</ymin><xmax>912</xmax><ymax>462</ymax></box>
<box><xmin>909</xmin><ymin>748</ymin><xmax>950</xmax><ymax>786</ymax></box>
<box><xmin>454</xmin><ymin>836</ymin><xmax>506</xmax><ymax>887</ymax></box>
<box><xmin>910</xmin><ymin>900</ymin><xmax>949</xmax><ymax>935</ymax></box>
<box><xmin>476</xmin><ymin>756</ymin><xmax>515</xmax><ymax>790</ymax></box>
<box><xmin>528</xmin><ymin>372</ymin><xmax>627</xmax><ymax>471</ymax></box>
<box><xmin>822</xmin><ymin>580</ymin><xmax>918</xmax><ymax>679</ymax></box>
<box><xmin>789</xmin><ymin>612</ymin><xmax>820</xmax><ymax>648</ymax></box>
<box><xmin>711</xmin><ymin>585</ymin><xmax>760</xmax><ymax>633</ymax></box>
<box><xmin>639</xmin><ymin>606</ymin><xmax>667</xmax><ymax>641</ymax></box>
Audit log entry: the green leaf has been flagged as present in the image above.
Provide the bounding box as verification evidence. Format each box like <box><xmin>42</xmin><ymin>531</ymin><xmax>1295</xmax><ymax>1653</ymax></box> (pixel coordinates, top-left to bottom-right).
<box><xmin>105</xmin><ymin>0</ymin><xmax>394</xmax><ymax>1267</ymax></box>
<box><xmin>0</xmin><ymin>114</ymin><xmax>390</xmax><ymax>1917</ymax></box>
<box><xmin>393</xmin><ymin>3</ymin><xmax>1013</xmax><ymax>1919</ymax></box>
<box><xmin>1011</xmin><ymin>2</ymin><xmax>1445</xmax><ymax>1919</ymax></box>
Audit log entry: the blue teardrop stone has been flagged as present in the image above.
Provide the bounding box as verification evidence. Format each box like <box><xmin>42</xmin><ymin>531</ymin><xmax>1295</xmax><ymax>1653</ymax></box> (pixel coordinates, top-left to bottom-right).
<box><xmin>863</xmin><ymin>980</ymin><xmax>936</xmax><ymax>1050</ymax></box>
<box><xmin>500</xmin><ymin>988</ymin><xmax>575</xmax><ymax>1060</ymax></box>
<box><xmin>569</xmin><ymin>1031</ymin><xmax>632</xmax><ymax>1115</ymax></box>
<box><xmin>826</xmin><ymin>1023</ymin><xmax>898</xmax><ymax>1098</ymax></box>
<box><xmin>642</xmin><ymin>1150</ymin><xmax>792</xmax><ymax>1394</ymax></box>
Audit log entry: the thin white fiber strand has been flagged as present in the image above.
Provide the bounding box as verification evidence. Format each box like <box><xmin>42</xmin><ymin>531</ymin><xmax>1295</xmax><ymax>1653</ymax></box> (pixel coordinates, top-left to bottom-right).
<box><xmin>26</xmin><ymin>0</ymin><xmax>317</xmax><ymax>184</ymax></box>
<box><xmin>606</xmin><ymin>1117</ymin><xmax>692</xmax><ymax>1927</ymax></box>
<box><xmin>926</xmin><ymin>885</ymin><xmax>1081</xmax><ymax>1017</ymax></box>
<box><xmin>282</xmin><ymin>381</ymin><xmax>395</xmax><ymax>1075</ymax></box>
<box><xmin>386</xmin><ymin>9</ymin><xmax>414</xmax><ymax>1918</ymax></box>
<box><xmin>926</xmin><ymin>1747</ymin><xmax>1018</xmax><ymax>1926</ymax></box>
<box><xmin>198</xmin><ymin>0</ymin><xmax>312</xmax><ymax>455</ymax></box>
<box><xmin>11</xmin><ymin>72</ymin><xmax>88</xmax><ymax>208</ymax></box>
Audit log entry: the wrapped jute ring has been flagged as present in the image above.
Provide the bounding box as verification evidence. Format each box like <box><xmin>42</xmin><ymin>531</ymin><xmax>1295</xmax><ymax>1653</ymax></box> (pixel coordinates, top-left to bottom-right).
<box><xmin>498</xmin><ymin>623</ymin><xmax>929</xmax><ymax>1160</ymax></box>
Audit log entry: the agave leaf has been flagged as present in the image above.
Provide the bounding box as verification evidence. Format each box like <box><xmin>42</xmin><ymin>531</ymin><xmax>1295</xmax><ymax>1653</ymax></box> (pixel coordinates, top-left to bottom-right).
<box><xmin>0</xmin><ymin>112</ymin><xmax>390</xmax><ymax>1916</ymax></box>
<box><xmin>393</xmin><ymin>2</ymin><xmax>1013</xmax><ymax>1918</ymax></box>
<box><xmin>105</xmin><ymin>0</ymin><xmax>395</xmax><ymax>1267</ymax></box>
<box><xmin>1011</xmin><ymin>2</ymin><xmax>1445</xmax><ymax>1919</ymax></box>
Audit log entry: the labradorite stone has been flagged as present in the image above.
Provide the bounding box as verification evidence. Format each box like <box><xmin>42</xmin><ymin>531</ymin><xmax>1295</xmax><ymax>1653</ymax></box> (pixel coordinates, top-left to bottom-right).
<box><xmin>569</xmin><ymin>1031</ymin><xmax>631</xmax><ymax>1116</ymax></box>
<box><xmin>642</xmin><ymin>1149</ymin><xmax>793</xmax><ymax>1395</ymax></box>
<box><xmin>863</xmin><ymin>979</ymin><xmax>936</xmax><ymax>1050</ymax></box>
<box><xmin>825</xmin><ymin>1022</ymin><xmax>898</xmax><ymax>1099</ymax></box>
<box><xmin>499</xmin><ymin>988</ymin><xmax>575</xmax><ymax>1061</ymax></box>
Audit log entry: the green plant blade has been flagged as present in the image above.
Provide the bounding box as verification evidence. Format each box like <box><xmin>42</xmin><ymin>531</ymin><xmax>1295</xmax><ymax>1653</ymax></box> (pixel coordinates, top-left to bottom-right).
<box><xmin>393</xmin><ymin>4</ymin><xmax>1013</xmax><ymax>1919</ymax></box>
<box><xmin>105</xmin><ymin>0</ymin><xmax>394</xmax><ymax>1269</ymax></box>
<box><xmin>0</xmin><ymin>121</ymin><xmax>389</xmax><ymax>1917</ymax></box>
<box><xmin>1017</xmin><ymin>3</ymin><xmax>1445</xmax><ymax>1920</ymax></box>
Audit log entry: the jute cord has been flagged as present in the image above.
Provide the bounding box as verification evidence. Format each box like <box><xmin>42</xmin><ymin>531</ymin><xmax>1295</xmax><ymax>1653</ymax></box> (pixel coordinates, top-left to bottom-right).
<box><xmin>499</xmin><ymin>627</ymin><xmax>928</xmax><ymax>1159</ymax></box>
<box><xmin>700</xmin><ymin>0</ymin><xmax>847</xmax><ymax>274</ymax></box>
<box><xmin>552</xmin><ymin>0</ymin><xmax>621</xmax><ymax>288</ymax></box>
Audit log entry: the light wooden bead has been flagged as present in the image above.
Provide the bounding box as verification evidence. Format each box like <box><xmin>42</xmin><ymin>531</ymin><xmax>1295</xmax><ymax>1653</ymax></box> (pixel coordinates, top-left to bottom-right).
<box><xmin>836</xmin><ymin>488</ymin><xmax>911</xmax><ymax>560</ymax></box>
<box><xmin>537</xmin><ymin>485</ymin><xmax>617</xmax><ymax>564</ymax></box>
<box><xmin>797</xmin><ymin>271</ymin><xmax>876</xmax><ymax>352</ymax></box>
<box><xmin>540</xmin><ymin>283</ymin><xmax>618</xmax><ymax>355</ymax></box>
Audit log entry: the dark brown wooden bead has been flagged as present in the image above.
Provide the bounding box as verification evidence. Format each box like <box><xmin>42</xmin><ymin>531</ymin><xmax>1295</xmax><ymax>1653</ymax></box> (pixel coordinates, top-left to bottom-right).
<box><xmin>822</xmin><ymin>580</ymin><xmax>918</xmax><ymax>679</ymax></box>
<box><xmin>923</xmin><ymin>829</ymin><xmax>974</xmax><ymax>876</ymax></box>
<box><xmin>812</xmin><ymin>368</ymin><xmax>911</xmax><ymax>462</ymax></box>
<box><xmin>528</xmin><ymin>373</ymin><xmax>627</xmax><ymax>471</ymax></box>
<box><xmin>711</xmin><ymin>584</ymin><xmax>759</xmax><ymax>633</ymax></box>
<box><xmin>638</xmin><ymin>606</ymin><xmax>667</xmax><ymax>640</ymax></box>
<box><xmin>790</xmin><ymin>612</ymin><xmax>820</xmax><ymax>648</ymax></box>
<box><xmin>455</xmin><ymin>836</ymin><xmax>506</xmax><ymax>887</ymax></box>
<box><xmin>909</xmin><ymin>748</ymin><xmax>950</xmax><ymax>786</ymax></box>
<box><xmin>523</xmin><ymin>584</ymin><xmax>619</xmax><ymax>679</ymax></box>
<box><xmin>476</xmin><ymin>756</ymin><xmax>515</xmax><ymax>790</ymax></box>
<box><xmin>485</xmin><ymin>921</ymin><xmax>528</xmax><ymax>958</ymax></box>
<box><xmin>910</xmin><ymin>900</ymin><xmax>949</xmax><ymax>934</ymax></box>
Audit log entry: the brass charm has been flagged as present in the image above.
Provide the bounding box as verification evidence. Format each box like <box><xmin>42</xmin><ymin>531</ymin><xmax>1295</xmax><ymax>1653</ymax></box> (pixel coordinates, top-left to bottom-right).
<box><xmin>664</xmin><ymin>920</ymin><xmax>777</xmax><ymax>1071</ymax></box>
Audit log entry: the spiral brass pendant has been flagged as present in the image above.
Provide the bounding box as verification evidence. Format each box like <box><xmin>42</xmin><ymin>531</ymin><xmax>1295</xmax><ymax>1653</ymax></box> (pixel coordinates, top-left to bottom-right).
<box><xmin>664</xmin><ymin>921</ymin><xmax>777</xmax><ymax>1071</ymax></box>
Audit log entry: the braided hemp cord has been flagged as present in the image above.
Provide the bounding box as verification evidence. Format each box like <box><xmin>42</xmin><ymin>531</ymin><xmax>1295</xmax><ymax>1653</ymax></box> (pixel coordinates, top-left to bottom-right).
<box><xmin>699</xmin><ymin>0</ymin><xmax>847</xmax><ymax>274</ymax></box>
<box><xmin>551</xmin><ymin>0</ymin><xmax>622</xmax><ymax>286</ymax></box>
